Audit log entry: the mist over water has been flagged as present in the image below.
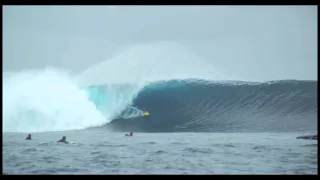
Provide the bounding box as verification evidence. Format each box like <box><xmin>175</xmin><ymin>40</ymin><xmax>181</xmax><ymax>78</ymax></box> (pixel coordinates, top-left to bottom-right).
<box><xmin>77</xmin><ymin>41</ymin><xmax>243</xmax><ymax>86</ymax></box>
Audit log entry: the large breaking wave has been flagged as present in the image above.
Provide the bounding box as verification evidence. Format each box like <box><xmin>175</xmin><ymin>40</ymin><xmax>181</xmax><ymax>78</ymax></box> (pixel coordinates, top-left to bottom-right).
<box><xmin>2</xmin><ymin>42</ymin><xmax>317</xmax><ymax>133</ymax></box>
<box><xmin>107</xmin><ymin>79</ymin><xmax>317</xmax><ymax>132</ymax></box>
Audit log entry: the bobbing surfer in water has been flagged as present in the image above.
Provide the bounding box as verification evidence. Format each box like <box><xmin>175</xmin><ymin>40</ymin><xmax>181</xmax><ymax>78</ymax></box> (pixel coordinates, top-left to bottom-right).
<box><xmin>125</xmin><ymin>132</ymin><xmax>133</xmax><ymax>136</ymax></box>
<box><xmin>57</xmin><ymin>136</ymin><xmax>69</xmax><ymax>143</ymax></box>
<box><xmin>26</xmin><ymin>134</ymin><xmax>31</xmax><ymax>140</ymax></box>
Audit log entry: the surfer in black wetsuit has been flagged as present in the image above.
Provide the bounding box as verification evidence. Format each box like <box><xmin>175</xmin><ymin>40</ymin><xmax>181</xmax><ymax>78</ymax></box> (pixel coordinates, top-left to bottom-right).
<box><xmin>57</xmin><ymin>136</ymin><xmax>69</xmax><ymax>143</ymax></box>
<box><xmin>26</xmin><ymin>134</ymin><xmax>31</xmax><ymax>140</ymax></box>
<box><xmin>125</xmin><ymin>132</ymin><xmax>133</xmax><ymax>136</ymax></box>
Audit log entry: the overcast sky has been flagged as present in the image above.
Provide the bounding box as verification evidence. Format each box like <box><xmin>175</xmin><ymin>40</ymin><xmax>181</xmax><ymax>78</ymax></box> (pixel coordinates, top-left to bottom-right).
<box><xmin>3</xmin><ymin>5</ymin><xmax>317</xmax><ymax>81</ymax></box>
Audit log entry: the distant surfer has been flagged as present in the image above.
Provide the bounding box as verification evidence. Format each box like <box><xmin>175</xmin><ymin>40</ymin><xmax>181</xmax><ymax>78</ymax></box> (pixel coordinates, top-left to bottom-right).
<box><xmin>57</xmin><ymin>136</ymin><xmax>69</xmax><ymax>143</ymax></box>
<box><xmin>26</xmin><ymin>134</ymin><xmax>31</xmax><ymax>140</ymax></box>
<box><xmin>296</xmin><ymin>134</ymin><xmax>317</xmax><ymax>140</ymax></box>
<box><xmin>125</xmin><ymin>132</ymin><xmax>133</xmax><ymax>136</ymax></box>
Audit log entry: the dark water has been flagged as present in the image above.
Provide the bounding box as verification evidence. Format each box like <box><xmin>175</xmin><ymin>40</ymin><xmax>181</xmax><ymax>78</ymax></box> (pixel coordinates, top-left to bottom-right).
<box><xmin>3</xmin><ymin>131</ymin><xmax>317</xmax><ymax>174</ymax></box>
<box><xmin>96</xmin><ymin>80</ymin><xmax>317</xmax><ymax>132</ymax></box>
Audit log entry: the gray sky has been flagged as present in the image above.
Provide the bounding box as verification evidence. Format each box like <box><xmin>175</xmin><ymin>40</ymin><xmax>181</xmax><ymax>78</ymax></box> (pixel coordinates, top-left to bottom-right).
<box><xmin>3</xmin><ymin>5</ymin><xmax>317</xmax><ymax>81</ymax></box>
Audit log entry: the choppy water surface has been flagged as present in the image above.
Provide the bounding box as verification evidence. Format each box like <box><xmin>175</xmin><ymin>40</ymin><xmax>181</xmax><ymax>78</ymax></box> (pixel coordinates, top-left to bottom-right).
<box><xmin>3</xmin><ymin>131</ymin><xmax>317</xmax><ymax>174</ymax></box>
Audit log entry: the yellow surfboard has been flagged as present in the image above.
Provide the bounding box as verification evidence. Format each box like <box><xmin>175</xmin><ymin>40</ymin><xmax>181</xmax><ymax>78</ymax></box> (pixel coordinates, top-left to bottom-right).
<box><xmin>143</xmin><ymin>111</ymin><xmax>150</xmax><ymax>116</ymax></box>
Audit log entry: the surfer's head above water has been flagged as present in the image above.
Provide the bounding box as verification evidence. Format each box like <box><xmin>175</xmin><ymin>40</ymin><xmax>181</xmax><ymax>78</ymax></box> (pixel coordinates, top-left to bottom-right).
<box><xmin>57</xmin><ymin>136</ymin><xmax>68</xmax><ymax>143</ymax></box>
<box><xmin>26</xmin><ymin>134</ymin><xmax>31</xmax><ymax>140</ymax></box>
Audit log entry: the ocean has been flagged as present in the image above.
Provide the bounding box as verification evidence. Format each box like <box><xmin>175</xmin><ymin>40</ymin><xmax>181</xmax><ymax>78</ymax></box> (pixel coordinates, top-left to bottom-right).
<box><xmin>3</xmin><ymin>69</ymin><xmax>318</xmax><ymax>174</ymax></box>
<box><xmin>3</xmin><ymin>131</ymin><xmax>318</xmax><ymax>174</ymax></box>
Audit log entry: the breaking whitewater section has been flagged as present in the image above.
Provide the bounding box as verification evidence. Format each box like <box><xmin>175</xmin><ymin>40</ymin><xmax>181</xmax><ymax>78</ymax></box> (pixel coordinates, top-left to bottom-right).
<box><xmin>2</xmin><ymin>42</ymin><xmax>318</xmax><ymax>133</ymax></box>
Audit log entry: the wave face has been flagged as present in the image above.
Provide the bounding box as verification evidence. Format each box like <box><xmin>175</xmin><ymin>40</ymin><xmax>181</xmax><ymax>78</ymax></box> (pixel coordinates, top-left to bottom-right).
<box><xmin>106</xmin><ymin>79</ymin><xmax>318</xmax><ymax>132</ymax></box>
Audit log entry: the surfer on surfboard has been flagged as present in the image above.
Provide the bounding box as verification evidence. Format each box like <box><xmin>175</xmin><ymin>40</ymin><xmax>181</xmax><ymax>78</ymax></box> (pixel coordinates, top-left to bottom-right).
<box><xmin>142</xmin><ymin>108</ymin><xmax>149</xmax><ymax>116</ymax></box>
